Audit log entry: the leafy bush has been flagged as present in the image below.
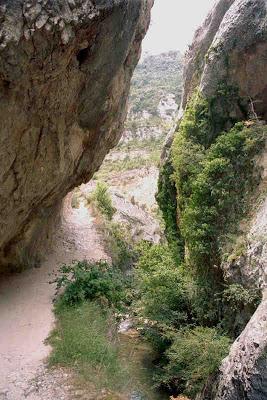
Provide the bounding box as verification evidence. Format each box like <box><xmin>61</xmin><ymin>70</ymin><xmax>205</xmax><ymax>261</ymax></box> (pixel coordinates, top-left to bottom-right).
<box><xmin>223</xmin><ymin>284</ymin><xmax>261</xmax><ymax>311</ymax></box>
<box><xmin>55</xmin><ymin>260</ymin><xmax>126</xmax><ymax>309</ymax></box>
<box><xmin>48</xmin><ymin>302</ymin><xmax>126</xmax><ymax>390</ymax></box>
<box><xmin>160</xmin><ymin>327</ymin><xmax>231</xmax><ymax>397</ymax></box>
<box><xmin>171</xmin><ymin>102</ymin><xmax>266</xmax><ymax>277</ymax></box>
<box><xmin>179</xmin><ymin>122</ymin><xmax>265</xmax><ymax>272</ymax></box>
<box><xmin>135</xmin><ymin>243</ymin><xmax>192</xmax><ymax>329</ymax></box>
<box><xmin>93</xmin><ymin>182</ymin><xmax>116</xmax><ymax>220</ymax></box>
<box><xmin>157</xmin><ymin>160</ymin><xmax>185</xmax><ymax>263</ymax></box>
<box><xmin>154</xmin><ymin>89</ymin><xmax>266</xmax><ymax>397</ymax></box>
<box><xmin>168</xmin><ymin>88</ymin><xmax>265</xmax><ymax>278</ymax></box>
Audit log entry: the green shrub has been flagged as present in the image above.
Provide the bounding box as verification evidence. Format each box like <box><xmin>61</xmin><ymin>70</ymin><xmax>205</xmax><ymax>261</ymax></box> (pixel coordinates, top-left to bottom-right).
<box><xmin>160</xmin><ymin>327</ymin><xmax>231</xmax><ymax>397</ymax></box>
<box><xmin>99</xmin><ymin>220</ymin><xmax>136</xmax><ymax>270</ymax></box>
<box><xmin>171</xmin><ymin>110</ymin><xmax>266</xmax><ymax>278</ymax></box>
<box><xmin>157</xmin><ymin>160</ymin><xmax>185</xmax><ymax>263</ymax></box>
<box><xmin>180</xmin><ymin>122</ymin><xmax>266</xmax><ymax>272</ymax></box>
<box><xmin>48</xmin><ymin>302</ymin><xmax>126</xmax><ymax>390</ymax></box>
<box><xmin>169</xmin><ymin>89</ymin><xmax>264</xmax><ymax>280</ymax></box>
<box><xmin>223</xmin><ymin>284</ymin><xmax>261</xmax><ymax>311</ymax></box>
<box><xmin>55</xmin><ymin>260</ymin><xmax>126</xmax><ymax>309</ymax></box>
<box><xmin>135</xmin><ymin>243</ymin><xmax>191</xmax><ymax>329</ymax></box>
<box><xmin>93</xmin><ymin>182</ymin><xmax>116</xmax><ymax>220</ymax></box>
<box><xmin>221</xmin><ymin>284</ymin><xmax>262</xmax><ymax>335</ymax></box>
<box><xmin>154</xmin><ymin>88</ymin><xmax>266</xmax><ymax>397</ymax></box>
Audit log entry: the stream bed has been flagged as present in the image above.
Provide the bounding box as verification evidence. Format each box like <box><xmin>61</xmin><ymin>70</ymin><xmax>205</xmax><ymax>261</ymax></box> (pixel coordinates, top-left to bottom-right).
<box><xmin>117</xmin><ymin>320</ymin><xmax>168</xmax><ymax>400</ymax></box>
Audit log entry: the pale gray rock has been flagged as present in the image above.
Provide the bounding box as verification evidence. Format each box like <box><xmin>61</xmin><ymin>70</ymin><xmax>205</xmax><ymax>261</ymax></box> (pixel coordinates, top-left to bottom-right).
<box><xmin>201</xmin><ymin>0</ymin><xmax>267</xmax><ymax>120</ymax></box>
<box><xmin>214</xmin><ymin>293</ymin><xmax>267</xmax><ymax>400</ymax></box>
<box><xmin>180</xmin><ymin>0</ymin><xmax>235</xmax><ymax>110</ymax></box>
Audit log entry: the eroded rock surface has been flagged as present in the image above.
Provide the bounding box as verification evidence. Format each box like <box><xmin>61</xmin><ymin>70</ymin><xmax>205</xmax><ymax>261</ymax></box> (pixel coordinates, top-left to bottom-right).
<box><xmin>181</xmin><ymin>0</ymin><xmax>267</xmax><ymax>121</ymax></box>
<box><xmin>0</xmin><ymin>0</ymin><xmax>153</xmax><ymax>270</ymax></box>
<box><xmin>213</xmin><ymin>293</ymin><xmax>267</xmax><ymax>400</ymax></box>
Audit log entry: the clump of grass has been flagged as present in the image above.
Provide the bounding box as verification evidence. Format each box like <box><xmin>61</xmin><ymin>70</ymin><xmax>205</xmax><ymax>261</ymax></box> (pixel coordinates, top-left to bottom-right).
<box><xmin>48</xmin><ymin>302</ymin><xmax>127</xmax><ymax>390</ymax></box>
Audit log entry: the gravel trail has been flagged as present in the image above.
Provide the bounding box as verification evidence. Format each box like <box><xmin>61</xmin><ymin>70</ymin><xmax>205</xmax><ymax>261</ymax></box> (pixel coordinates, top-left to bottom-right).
<box><xmin>0</xmin><ymin>193</ymin><xmax>108</xmax><ymax>400</ymax></box>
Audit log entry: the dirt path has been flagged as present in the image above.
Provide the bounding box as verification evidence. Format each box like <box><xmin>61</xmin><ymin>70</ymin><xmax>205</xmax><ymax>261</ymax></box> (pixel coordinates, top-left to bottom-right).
<box><xmin>0</xmin><ymin>193</ymin><xmax>108</xmax><ymax>400</ymax></box>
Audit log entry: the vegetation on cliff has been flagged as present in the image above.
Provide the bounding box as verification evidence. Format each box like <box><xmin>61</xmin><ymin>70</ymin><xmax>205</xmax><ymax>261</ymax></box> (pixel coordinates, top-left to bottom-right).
<box><xmin>49</xmin><ymin>31</ymin><xmax>267</xmax><ymax>400</ymax></box>
<box><xmin>154</xmin><ymin>86</ymin><xmax>267</xmax><ymax>395</ymax></box>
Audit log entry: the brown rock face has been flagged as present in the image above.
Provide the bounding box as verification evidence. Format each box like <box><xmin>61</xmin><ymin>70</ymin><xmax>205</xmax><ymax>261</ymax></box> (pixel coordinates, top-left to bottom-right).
<box><xmin>0</xmin><ymin>0</ymin><xmax>153</xmax><ymax>269</ymax></box>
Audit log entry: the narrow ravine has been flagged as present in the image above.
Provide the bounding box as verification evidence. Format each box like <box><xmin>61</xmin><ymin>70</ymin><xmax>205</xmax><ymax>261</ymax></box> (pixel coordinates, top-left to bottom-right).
<box><xmin>0</xmin><ymin>191</ymin><xmax>164</xmax><ymax>400</ymax></box>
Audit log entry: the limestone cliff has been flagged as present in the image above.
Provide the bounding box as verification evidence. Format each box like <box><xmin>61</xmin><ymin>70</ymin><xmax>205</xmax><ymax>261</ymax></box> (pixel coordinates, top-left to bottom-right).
<box><xmin>0</xmin><ymin>0</ymin><xmax>153</xmax><ymax>269</ymax></box>
<box><xmin>122</xmin><ymin>51</ymin><xmax>183</xmax><ymax>143</ymax></box>
<box><xmin>158</xmin><ymin>0</ymin><xmax>267</xmax><ymax>398</ymax></box>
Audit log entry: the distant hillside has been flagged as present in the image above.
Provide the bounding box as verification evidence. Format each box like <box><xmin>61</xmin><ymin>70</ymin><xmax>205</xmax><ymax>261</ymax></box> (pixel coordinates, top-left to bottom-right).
<box><xmin>122</xmin><ymin>51</ymin><xmax>183</xmax><ymax>142</ymax></box>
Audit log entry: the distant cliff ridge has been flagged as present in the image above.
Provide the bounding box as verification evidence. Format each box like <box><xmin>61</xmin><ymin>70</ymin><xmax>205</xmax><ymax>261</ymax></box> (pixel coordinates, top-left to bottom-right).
<box><xmin>0</xmin><ymin>0</ymin><xmax>153</xmax><ymax>270</ymax></box>
<box><xmin>122</xmin><ymin>51</ymin><xmax>183</xmax><ymax>142</ymax></box>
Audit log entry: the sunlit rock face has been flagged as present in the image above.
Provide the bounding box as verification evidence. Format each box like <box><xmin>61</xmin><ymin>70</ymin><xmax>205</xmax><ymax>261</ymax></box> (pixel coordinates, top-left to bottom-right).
<box><xmin>0</xmin><ymin>0</ymin><xmax>153</xmax><ymax>270</ymax></box>
<box><xmin>181</xmin><ymin>0</ymin><xmax>267</xmax><ymax>122</ymax></box>
<box><xmin>180</xmin><ymin>0</ymin><xmax>235</xmax><ymax>111</ymax></box>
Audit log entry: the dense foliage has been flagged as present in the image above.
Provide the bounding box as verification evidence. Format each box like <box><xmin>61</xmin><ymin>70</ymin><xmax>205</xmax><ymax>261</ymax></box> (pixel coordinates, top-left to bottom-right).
<box><xmin>172</xmin><ymin>92</ymin><xmax>266</xmax><ymax>278</ymax></box>
<box><xmin>133</xmin><ymin>242</ymin><xmax>231</xmax><ymax>396</ymax></box>
<box><xmin>55</xmin><ymin>260</ymin><xmax>126</xmax><ymax>308</ymax></box>
<box><xmin>156</xmin><ymin>160</ymin><xmax>184</xmax><ymax>263</ymax></box>
<box><xmin>135</xmin><ymin>243</ymin><xmax>191</xmax><ymax>328</ymax></box>
<box><xmin>162</xmin><ymin>327</ymin><xmax>231</xmax><ymax>397</ymax></box>
<box><xmin>155</xmin><ymin>87</ymin><xmax>266</xmax><ymax>396</ymax></box>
